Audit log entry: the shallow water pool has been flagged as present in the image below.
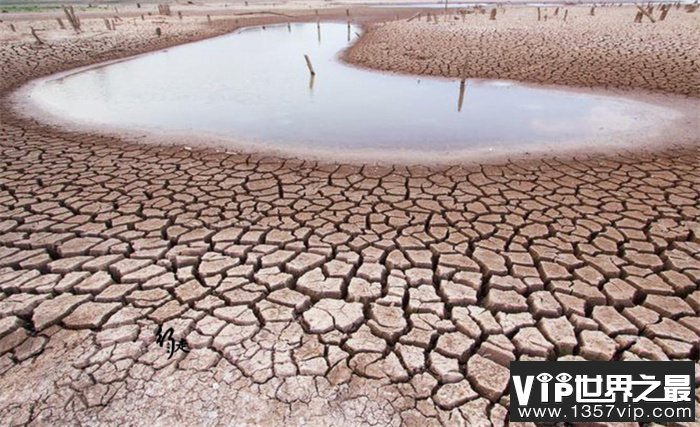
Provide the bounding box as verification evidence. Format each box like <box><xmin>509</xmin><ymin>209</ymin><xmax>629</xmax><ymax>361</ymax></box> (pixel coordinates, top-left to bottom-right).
<box><xmin>22</xmin><ymin>22</ymin><xmax>680</xmax><ymax>161</ymax></box>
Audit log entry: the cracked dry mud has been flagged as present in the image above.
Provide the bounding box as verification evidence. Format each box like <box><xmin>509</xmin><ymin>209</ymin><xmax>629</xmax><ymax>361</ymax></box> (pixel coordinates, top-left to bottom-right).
<box><xmin>346</xmin><ymin>6</ymin><xmax>700</xmax><ymax>97</ymax></box>
<box><xmin>1</xmin><ymin>5</ymin><xmax>699</xmax><ymax>427</ymax></box>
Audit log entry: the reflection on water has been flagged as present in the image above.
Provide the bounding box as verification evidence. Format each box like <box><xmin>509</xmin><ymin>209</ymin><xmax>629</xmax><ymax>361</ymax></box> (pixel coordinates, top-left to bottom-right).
<box><xmin>27</xmin><ymin>23</ymin><xmax>669</xmax><ymax>155</ymax></box>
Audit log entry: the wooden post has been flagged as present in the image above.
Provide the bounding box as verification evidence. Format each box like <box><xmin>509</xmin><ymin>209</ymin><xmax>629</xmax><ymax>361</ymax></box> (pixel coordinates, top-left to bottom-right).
<box><xmin>408</xmin><ymin>12</ymin><xmax>422</xmax><ymax>22</ymax></box>
<box><xmin>636</xmin><ymin>6</ymin><xmax>655</xmax><ymax>23</ymax></box>
<box><xmin>634</xmin><ymin>10</ymin><xmax>643</xmax><ymax>22</ymax></box>
<box><xmin>207</xmin><ymin>14</ymin><xmax>212</xmax><ymax>24</ymax></box>
<box><xmin>590</xmin><ymin>6</ymin><xmax>595</xmax><ymax>16</ymax></box>
<box><xmin>155</xmin><ymin>27</ymin><xmax>161</xmax><ymax>36</ymax></box>
<box><xmin>537</xmin><ymin>7</ymin><xmax>541</xmax><ymax>21</ymax></box>
<box><xmin>178</xmin><ymin>11</ymin><xmax>182</xmax><ymax>20</ymax></box>
<box><xmin>30</xmin><ymin>27</ymin><xmax>44</xmax><ymax>45</ymax></box>
<box><xmin>287</xmin><ymin>22</ymin><xmax>291</xmax><ymax>31</ymax></box>
<box><xmin>457</xmin><ymin>79</ymin><xmax>466</xmax><ymax>112</ymax></box>
<box><xmin>104</xmin><ymin>18</ymin><xmax>111</xmax><ymax>30</ymax></box>
<box><xmin>659</xmin><ymin>5</ymin><xmax>669</xmax><ymax>20</ymax></box>
<box><xmin>63</xmin><ymin>6</ymin><xmax>81</xmax><ymax>32</ymax></box>
<box><xmin>563</xmin><ymin>9</ymin><xmax>568</xmax><ymax>21</ymax></box>
<box><xmin>9</xmin><ymin>23</ymin><xmax>16</xmax><ymax>32</ymax></box>
<box><xmin>56</xmin><ymin>18</ymin><xmax>66</xmax><ymax>29</ymax></box>
<box><xmin>304</xmin><ymin>54</ymin><xmax>316</xmax><ymax>76</ymax></box>
<box><xmin>490</xmin><ymin>8</ymin><xmax>497</xmax><ymax>20</ymax></box>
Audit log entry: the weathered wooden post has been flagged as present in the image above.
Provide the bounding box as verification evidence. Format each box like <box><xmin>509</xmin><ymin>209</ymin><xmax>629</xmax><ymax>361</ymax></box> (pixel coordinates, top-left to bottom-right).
<box><xmin>9</xmin><ymin>23</ymin><xmax>16</xmax><ymax>32</ymax></box>
<box><xmin>56</xmin><ymin>18</ymin><xmax>65</xmax><ymax>29</ymax></box>
<box><xmin>537</xmin><ymin>7</ymin><xmax>541</xmax><ymax>21</ymax></box>
<box><xmin>104</xmin><ymin>18</ymin><xmax>111</xmax><ymax>30</ymax></box>
<box><xmin>30</xmin><ymin>27</ymin><xmax>44</xmax><ymax>44</ymax></box>
<box><xmin>155</xmin><ymin>27</ymin><xmax>161</xmax><ymax>36</ymax></box>
<box><xmin>207</xmin><ymin>14</ymin><xmax>212</xmax><ymax>24</ymax></box>
<box><xmin>636</xmin><ymin>6</ymin><xmax>656</xmax><ymax>22</ymax></box>
<box><xmin>63</xmin><ymin>6</ymin><xmax>81</xmax><ymax>32</ymax></box>
<box><xmin>590</xmin><ymin>6</ymin><xmax>595</xmax><ymax>15</ymax></box>
<box><xmin>457</xmin><ymin>79</ymin><xmax>466</xmax><ymax>112</ymax></box>
<box><xmin>563</xmin><ymin>9</ymin><xmax>568</xmax><ymax>21</ymax></box>
<box><xmin>304</xmin><ymin>54</ymin><xmax>316</xmax><ymax>76</ymax></box>
<box><xmin>490</xmin><ymin>8</ymin><xmax>497</xmax><ymax>20</ymax></box>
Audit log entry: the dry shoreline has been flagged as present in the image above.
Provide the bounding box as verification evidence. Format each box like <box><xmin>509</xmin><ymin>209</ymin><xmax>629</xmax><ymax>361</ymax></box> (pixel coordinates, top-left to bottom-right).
<box><xmin>0</xmin><ymin>4</ymin><xmax>698</xmax><ymax>426</ymax></box>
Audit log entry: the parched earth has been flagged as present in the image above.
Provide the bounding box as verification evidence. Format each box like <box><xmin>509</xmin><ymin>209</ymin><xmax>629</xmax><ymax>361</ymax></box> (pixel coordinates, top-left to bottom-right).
<box><xmin>0</xmin><ymin>6</ymin><xmax>699</xmax><ymax>427</ymax></box>
<box><xmin>346</xmin><ymin>6</ymin><xmax>700</xmax><ymax>96</ymax></box>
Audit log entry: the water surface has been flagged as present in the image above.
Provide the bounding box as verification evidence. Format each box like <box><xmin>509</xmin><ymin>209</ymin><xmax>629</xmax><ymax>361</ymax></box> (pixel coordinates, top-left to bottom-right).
<box><xmin>23</xmin><ymin>23</ymin><xmax>678</xmax><ymax>160</ymax></box>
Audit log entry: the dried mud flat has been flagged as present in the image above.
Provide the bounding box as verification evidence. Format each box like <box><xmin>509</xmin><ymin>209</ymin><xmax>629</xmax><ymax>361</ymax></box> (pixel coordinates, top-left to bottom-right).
<box><xmin>346</xmin><ymin>5</ymin><xmax>700</xmax><ymax>97</ymax></box>
<box><xmin>0</xmin><ymin>4</ymin><xmax>699</xmax><ymax>426</ymax></box>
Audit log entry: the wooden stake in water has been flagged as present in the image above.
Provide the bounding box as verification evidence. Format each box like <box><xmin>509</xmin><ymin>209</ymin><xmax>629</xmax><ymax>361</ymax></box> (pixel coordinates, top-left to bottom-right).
<box><xmin>457</xmin><ymin>79</ymin><xmax>466</xmax><ymax>112</ymax></box>
<box><xmin>304</xmin><ymin>54</ymin><xmax>316</xmax><ymax>76</ymax></box>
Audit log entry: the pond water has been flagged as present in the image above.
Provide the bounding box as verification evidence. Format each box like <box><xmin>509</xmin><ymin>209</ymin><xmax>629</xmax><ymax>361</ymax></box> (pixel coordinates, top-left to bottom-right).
<box><xmin>22</xmin><ymin>22</ymin><xmax>679</xmax><ymax>161</ymax></box>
